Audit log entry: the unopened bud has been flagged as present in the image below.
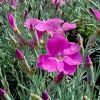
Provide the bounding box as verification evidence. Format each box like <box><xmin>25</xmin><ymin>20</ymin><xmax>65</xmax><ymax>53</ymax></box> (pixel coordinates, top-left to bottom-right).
<box><xmin>7</xmin><ymin>13</ymin><xmax>17</xmax><ymax>32</ymax></box>
<box><xmin>16</xmin><ymin>49</ymin><xmax>24</xmax><ymax>60</ymax></box>
<box><xmin>54</xmin><ymin>72</ymin><xmax>64</xmax><ymax>83</ymax></box>
<box><xmin>23</xmin><ymin>9</ymin><xmax>29</xmax><ymax>20</ymax></box>
<box><xmin>85</xmin><ymin>54</ymin><xmax>94</xmax><ymax>85</ymax></box>
<box><xmin>0</xmin><ymin>88</ymin><xmax>12</xmax><ymax>100</ymax></box>
<box><xmin>85</xmin><ymin>54</ymin><xmax>92</xmax><ymax>67</ymax></box>
<box><xmin>15</xmin><ymin>49</ymin><xmax>30</xmax><ymax>73</ymax></box>
<box><xmin>11</xmin><ymin>0</ymin><xmax>17</xmax><ymax>10</ymax></box>
<box><xmin>42</xmin><ymin>91</ymin><xmax>49</xmax><ymax>100</ymax></box>
<box><xmin>0</xmin><ymin>88</ymin><xmax>6</xmax><ymax>97</ymax></box>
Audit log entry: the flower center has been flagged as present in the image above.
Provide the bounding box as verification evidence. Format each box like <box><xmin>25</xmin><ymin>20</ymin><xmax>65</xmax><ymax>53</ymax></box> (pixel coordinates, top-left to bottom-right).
<box><xmin>56</xmin><ymin>52</ymin><xmax>64</xmax><ymax>61</ymax></box>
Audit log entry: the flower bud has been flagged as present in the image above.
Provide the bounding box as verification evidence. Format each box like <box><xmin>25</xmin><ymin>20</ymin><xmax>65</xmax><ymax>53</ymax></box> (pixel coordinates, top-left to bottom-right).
<box><xmin>16</xmin><ymin>49</ymin><xmax>24</xmax><ymax>60</ymax></box>
<box><xmin>7</xmin><ymin>13</ymin><xmax>17</xmax><ymax>32</ymax></box>
<box><xmin>23</xmin><ymin>9</ymin><xmax>29</xmax><ymax>20</ymax></box>
<box><xmin>0</xmin><ymin>88</ymin><xmax>6</xmax><ymax>97</ymax></box>
<box><xmin>16</xmin><ymin>50</ymin><xmax>31</xmax><ymax>74</ymax></box>
<box><xmin>42</xmin><ymin>91</ymin><xmax>49</xmax><ymax>100</ymax></box>
<box><xmin>85</xmin><ymin>54</ymin><xmax>94</xmax><ymax>85</ymax></box>
<box><xmin>85</xmin><ymin>54</ymin><xmax>92</xmax><ymax>67</ymax></box>
<box><xmin>11</xmin><ymin>0</ymin><xmax>17</xmax><ymax>10</ymax></box>
<box><xmin>54</xmin><ymin>72</ymin><xmax>64</xmax><ymax>83</ymax></box>
<box><xmin>0</xmin><ymin>88</ymin><xmax>12</xmax><ymax>100</ymax></box>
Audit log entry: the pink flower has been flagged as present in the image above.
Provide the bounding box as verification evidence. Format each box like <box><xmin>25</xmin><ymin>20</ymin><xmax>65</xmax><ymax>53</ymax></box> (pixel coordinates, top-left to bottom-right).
<box><xmin>89</xmin><ymin>8</ymin><xmax>100</xmax><ymax>22</ymax></box>
<box><xmin>16</xmin><ymin>49</ymin><xmax>24</xmax><ymax>59</ymax></box>
<box><xmin>24</xmin><ymin>18</ymin><xmax>77</xmax><ymax>38</ymax></box>
<box><xmin>24</xmin><ymin>18</ymin><xmax>64</xmax><ymax>38</ymax></box>
<box><xmin>52</xmin><ymin>0</ymin><xmax>65</xmax><ymax>7</ymax></box>
<box><xmin>7</xmin><ymin>13</ymin><xmax>17</xmax><ymax>32</ymax></box>
<box><xmin>37</xmin><ymin>35</ymin><xmax>82</xmax><ymax>75</ymax></box>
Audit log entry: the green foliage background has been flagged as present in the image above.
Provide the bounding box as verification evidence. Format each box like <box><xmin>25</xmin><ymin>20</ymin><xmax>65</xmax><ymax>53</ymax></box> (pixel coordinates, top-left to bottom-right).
<box><xmin>0</xmin><ymin>0</ymin><xmax>100</xmax><ymax>100</ymax></box>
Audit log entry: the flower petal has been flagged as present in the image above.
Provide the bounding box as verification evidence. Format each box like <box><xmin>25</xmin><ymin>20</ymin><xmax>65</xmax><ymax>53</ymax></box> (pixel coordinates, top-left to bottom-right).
<box><xmin>63</xmin><ymin>42</ymin><xmax>80</xmax><ymax>55</ymax></box>
<box><xmin>7</xmin><ymin>13</ymin><xmax>17</xmax><ymax>31</ymax></box>
<box><xmin>46</xmin><ymin>18</ymin><xmax>64</xmax><ymax>24</ymax></box>
<box><xmin>44</xmin><ymin>20</ymin><xmax>63</xmax><ymax>33</ymax></box>
<box><xmin>56</xmin><ymin>60</ymin><xmax>64</xmax><ymax>72</ymax></box>
<box><xmin>37</xmin><ymin>54</ymin><xmax>57</xmax><ymax>72</ymax></box>
<box><xmin>35</xmin><ymin>22</ymin><xmax>47</xmax><ymax>31</ymax></box>
<box><xmin>46</xmin><ymin>35</ymin><xmax>69</xmax><ymax>56</ymax></box>
<box><xmin>64</xmin><ymin>53</ymin><xmax>82</xmax><ymax>65</ymax></box>
<box><xmin>24</xmin><ymin>18</ymin><xmax>41</xmax><ymax>30</ymax></box>
<box><xmin>62</xmin><ymin>22</ymin><xmax>77</xmax><ymax>31</ymax></box>
<box><xmin>63</xmin><ymin>62</ymin><xmax>77</xmax><ymax>75</ymax></box>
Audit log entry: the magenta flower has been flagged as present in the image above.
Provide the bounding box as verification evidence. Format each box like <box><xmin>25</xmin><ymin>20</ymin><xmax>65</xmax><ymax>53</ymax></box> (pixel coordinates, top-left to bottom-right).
<box><xmin>89</xmin><ymin>8</ymin><xmax>100</xmax><ymax>22</ymax></box>
<box><xmin>0</xmin><ymin>88</ymin><xmax>6</xmax><ymax>97</ymax></box>
<box><xmin>37</xmin><ymin>35</ymin><xmax>82</xmax><ymax>75</ymax></box>
<box><xmin>24</xmin><ymin>18</ymin><xmax>64</xmax><ymax>32</ymax></box>
<box><xmin>7</xmin><ymin>13</ymin><xmax>17</xmax><ymax>32</ymax></box>
<box><xmin>16</xmin><ymin>49</ymin><xmax>24</xmax><ymax>59</ymax></box>
<box><xmin>24</xmin><ymin>18</ymin><xmax>77</xmax><ymax>39</ymax></box>
<box><xmin>24</xmin><ymin>18</ymin><xmax>64</xmax><ymax>38</ymax></box>
<box><xmin>52</xmin><ymin>0</ymin><xmax>65</xmax><ymax>7</ymax></box>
